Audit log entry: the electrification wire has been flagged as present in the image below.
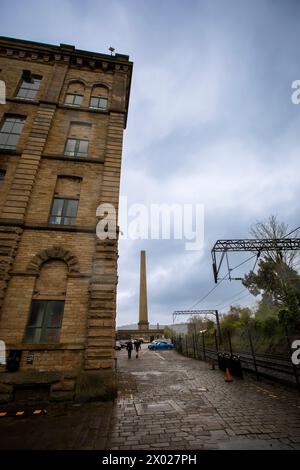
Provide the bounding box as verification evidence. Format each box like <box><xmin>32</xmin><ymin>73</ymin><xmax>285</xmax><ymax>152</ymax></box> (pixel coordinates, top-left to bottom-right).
<box><xmin>214</xmin><ymin>228</ymin><xmax>299</xmax><ymax>310</ymax></box>
<box><xmin>188</xmin><ymin>253</ymin><xmax>258</xmax><ymax>310</ymax></box>
<box><xmin>214</xmin><ymin>288</ymin><xmax>248</xmax><ymax>308</ymax></box>
<box><xmin>283</xmin><ymin>225</ymin><xmax>300</xmax><ymax>238</ymax></box>
<box><xmin>189</xmin><ymin>273</ymin><xmax>229</xmax><ymax>310</ymax></box>
<box><xmin>217</xmin><ymin>291</ymin><xmax>253</xmax><ymax>311</ymax></box>
<box><xmin>187</xmin><ymin>224</ymin><xmax>300</xmax><ymax>312</ymax></box>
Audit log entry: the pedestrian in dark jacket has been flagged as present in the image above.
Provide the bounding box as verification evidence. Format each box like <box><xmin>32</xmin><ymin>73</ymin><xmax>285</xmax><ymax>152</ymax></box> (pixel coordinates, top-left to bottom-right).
<box><xmin>134</xmin><ymin>340</ymin><xmax>141</xmax><ymax>358</ymax></box>
<box><xmin>126</xmin><ymin>340</ymin><xmax>133</xmax><ymax>359</ymax></box>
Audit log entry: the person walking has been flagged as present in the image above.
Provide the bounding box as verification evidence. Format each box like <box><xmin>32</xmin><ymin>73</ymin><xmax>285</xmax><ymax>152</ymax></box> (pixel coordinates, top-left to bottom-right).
<box><xmin>126</xmin><ymin>339</ymin><xmax>133</xmax><ymax>359</ymax></box>
<box><xmin>134</xmin><ymin>339</ymin><xmax>141</xmax><ymax>358</ymax></box>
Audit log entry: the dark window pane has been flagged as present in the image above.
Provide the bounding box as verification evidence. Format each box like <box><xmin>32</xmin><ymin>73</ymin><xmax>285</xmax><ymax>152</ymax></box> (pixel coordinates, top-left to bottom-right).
<box><xmin>49</xmin><ymin>199</ymin><xmax>63</xmax><ymax>224</ymax></box>
<box><xmin>26</xmin><ymin>300</ymin><xmax>64</xmax><ymax>344</ymax></box>
<box><xmin>49</xmin><ymin>198</ymin><xmax>64</xmax><ymax>224</ymax></box>
<box><xmin>1</xmin><ymin>120</ymin><xmax>14</xmax><ymax>133</ymax></box>
<box><xmin>52</xmin><ymin>198</ymin><xmax>64</xmax><ymax>216</ymax></box>
<box><xmin>26</xmin><ymin>327</ymin><xmax>42</xmax><ymax>343</ymax></box>
<box><xmin>26</xmin><ymin>89</ymin><xmax>37</xmax><ymax>99</ymax></box>
<box><xmin>46</xmin><ymin>301</ymin><xmax>64</xmax><ymax>326</ymax></box>
<box><xmin>16</xmin><ymin>77</ymin><xmax>41</xmax><ymax>99</ymax></box>
<box><xmin>16</xmin><ymin>88</ymin><xmax>27</xmax><ymax>98</ymax></box>
<box><xmin>0</xmin><ymin>117</ymin><xmax>25</xmax><ymax>149</ymax></box>
<box><xmin>50</xmin><ymin>198</ymin><xmax>78</xmax><ymax>225</ymax></box>
<box><xmin>90</xmin><ymin>97</ymin><xmax>98</xmax><ymax>108</ymax></box>
<box><xmin>49</xmin><ymin>215</ymin><xmax>61</xmax><ymax>224</ymax></box>
<box><xmin>6</xmin><ymin>134</ymin><xmax>19</xmax><ymax>147</ymax></box>
<box><xmin>12</xmin><ymin>121</ymin><xmax>24</xmax><ymax>134</ymax></box>
<box><xmin>31</xmin><ymin>78</ymin><xmax>41</xmax><ymax>90</ymax></box>
<box><xmin>78</xmin><ymin>140</ymin><xmax>88</xmax><ymax>155</ymax></box>
<box><xmin>65</xmin><ymin>139</ymin><xmax>76</xmax><ymax>155</ymax></box>
<box><xmin>0</xmin><ymin>134</ymin><xmax>8</xmax><ymax>146</ymax></box>
<box><xmin>65</xmin><ymin>139</ymin><xmax>88</xmax><ymax>157</ymax></box>
<box><xmin>27</xmin><ymin>301</ymin><xmax>45</xmax><ymax>327</ymax></box>
<box><xmin>63</xmin><ymin>199</ymin><xmax>78</xmax><ymax>224</ymax></box>
<box><xmin>65</xmin><ymin>94</ymin><xmax>83</xmax><ymax>106</ymax></box>
<box><xmin>43</xmin><ymin>328</ymin><xmax>60</xmax><ymax>343</ymax></box>
<box><xmin>99</xmin><ymin>98</ymin><xmax>108</xmax><ymax>109</ymax></box>
<box><xmin>65</xmin><ymin>94</ymin><xmax>74</xmax><ymax>104</ymax></box>
<box><xmin>65</xmin><ymin>199</ymin><xmax>78</xmax><ymax>218</ymax></box>
<box><xmin>74</xmin><ymin>95</ymin><xmax>83</xmax><ymax>106</ymax></box>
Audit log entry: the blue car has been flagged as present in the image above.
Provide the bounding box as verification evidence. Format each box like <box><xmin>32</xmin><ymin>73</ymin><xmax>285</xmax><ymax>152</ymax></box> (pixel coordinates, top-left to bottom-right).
<box><xmin>149</xmin><ymin>341</ymin><xmax>175</xmax><ymax>350</ymax></box>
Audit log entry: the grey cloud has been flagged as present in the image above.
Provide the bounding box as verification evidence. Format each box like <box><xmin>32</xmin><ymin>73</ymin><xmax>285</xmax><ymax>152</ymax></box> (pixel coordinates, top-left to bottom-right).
<box><xmin>1</xmin><ymin>0</ymin><xmax>300</xmax><ymax>327</ymax></box>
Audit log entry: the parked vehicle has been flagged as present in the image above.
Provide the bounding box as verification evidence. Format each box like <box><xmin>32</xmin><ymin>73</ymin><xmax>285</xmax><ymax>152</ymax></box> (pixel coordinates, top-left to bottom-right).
<box><xmin>115</xmin><ymin>340</ymin><xmax>122</xmax><ymax>351</ymax></box>
<box><xmin>148</xmin><ymin>341</ymin><xmax>175</xmax><ymax>350</ymax></box>
<box><xmin>147</xmin><ymin>339</ymin><xmax>169</xmax><ymax>349</ymax></box>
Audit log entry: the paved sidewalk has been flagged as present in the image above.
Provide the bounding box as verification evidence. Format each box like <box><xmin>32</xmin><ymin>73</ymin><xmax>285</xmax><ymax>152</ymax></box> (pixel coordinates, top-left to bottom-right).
<box><xmin>0</xmin><ymin>401</ymin><xmax>113</xmax><ymax>449</ymax></box>
<box><xmin>107</xmin><ymin>345</ymin><xmax>300</xmax><ymax>450</ymax></box>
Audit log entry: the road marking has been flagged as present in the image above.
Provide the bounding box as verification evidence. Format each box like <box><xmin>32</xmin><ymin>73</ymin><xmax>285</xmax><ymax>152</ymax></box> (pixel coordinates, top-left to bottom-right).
<box><xmin>155</xmin><ymin>352</ymin><xmax>166</xmax><ymax>361</ymax></box>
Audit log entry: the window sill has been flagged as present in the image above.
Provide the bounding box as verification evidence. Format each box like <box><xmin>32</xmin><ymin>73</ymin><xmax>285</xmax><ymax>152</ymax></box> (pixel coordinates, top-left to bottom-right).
<box><xmin>59</xmin><ymin>104</ymin><xmax>109</xmax><ymax>114</ymax></box>
<box><xmin>42</xmin><ymin>153</ymin><xmax>105</xmax><ymax>164</ymax></box>
<box><xmin>89</xmin><ymin>106</ymin><xmax>108</xmax><ymax>111</ymax></box>
<box><xmin>24</xmin><ymin>222</ymin><xmax>96</xmax><ymax>233</ymax></box>
<box><xmin>0</xmin><ymin>148</ymin><xmax>21</xmax><ymax>155</ymax></box>
<box><xmin>7</xmin><ymin>97</ymin><xmax>39</xmax><ymax>105</ymax></box>
<box><xmin>64</xmin><ymin>154</ymin><xmax>88</xmax><ymax>158</ymax></box>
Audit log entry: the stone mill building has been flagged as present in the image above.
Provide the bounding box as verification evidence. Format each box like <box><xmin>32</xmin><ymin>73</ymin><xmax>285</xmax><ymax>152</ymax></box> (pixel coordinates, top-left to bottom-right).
<box><xmin>0</xmin><ymin>36</ymin><xmax>133</xmax><ymax>401</ymax></box>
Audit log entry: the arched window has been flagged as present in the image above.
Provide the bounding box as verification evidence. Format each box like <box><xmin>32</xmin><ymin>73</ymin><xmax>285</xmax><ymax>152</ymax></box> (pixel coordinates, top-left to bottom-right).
<box><xmin>89</xmin><ymin>85</ymin><xmax>108</xmax><ymax>110</ymax></box>
<box><xmin>64</xmin><ymin>81</ymin><xmax>85</xmax><ymax>107</ymax></box>
<box><xmin>25</xmin><ymin>260</ymin><xmax>67</xmax><ymax>344</ymax></box>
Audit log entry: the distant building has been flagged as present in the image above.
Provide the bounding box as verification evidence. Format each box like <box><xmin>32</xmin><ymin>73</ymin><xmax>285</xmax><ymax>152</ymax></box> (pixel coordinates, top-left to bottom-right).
<box><xmin>0</xmin><ymin>36</ymin><xmax>133</xmax><ymax>401</ymax></box>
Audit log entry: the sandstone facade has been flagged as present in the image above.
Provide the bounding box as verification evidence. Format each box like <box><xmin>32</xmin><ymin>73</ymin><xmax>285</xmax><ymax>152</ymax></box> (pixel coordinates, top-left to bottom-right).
<box><xmin>0</xmin><ymin>37</ymin><xmax>132</xmax><ymax>401</ymax></box>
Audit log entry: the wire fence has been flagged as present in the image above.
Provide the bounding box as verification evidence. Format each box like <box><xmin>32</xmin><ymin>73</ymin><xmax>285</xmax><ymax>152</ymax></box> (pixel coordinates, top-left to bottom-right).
<box><xmin>173</xmin><ymin>327</ymin><xmax>300</xmax><ymax>392</ymax></box>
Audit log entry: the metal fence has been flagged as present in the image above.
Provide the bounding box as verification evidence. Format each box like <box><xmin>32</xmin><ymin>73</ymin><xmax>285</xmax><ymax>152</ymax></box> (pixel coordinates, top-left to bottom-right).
<box><xmin>173</xmin><ymin>328</ymin><xmax>300</xmax><ymax>392</ymax></box>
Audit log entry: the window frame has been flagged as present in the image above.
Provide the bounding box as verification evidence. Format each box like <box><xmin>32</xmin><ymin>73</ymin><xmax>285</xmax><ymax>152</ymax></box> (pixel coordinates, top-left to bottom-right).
<box><xmin>25</xmin><ymin>300</ymin><xmax>65</xmax><ymax>344</ymax></box>
<box><xmin>16</xmin><ymin>74</ymin><xmax>42</xmax><ymax>100</ymax></box>
<box><xmin>0</xmin><ymin>115</ymin><xmax>25</xmax><ymax>150</ymax></box>
<box><xmin>89</xmin><ymin>96</ymin><xmax>108</xmax><ymax>110</ymax></box>
<box><xmin>64</xmin><ymin>138</ymin><xmax>89</xmax><ymax>157</ymax></box>
<box><xmin>49</xmin><ymin>196</ymin><xmax>79</xmax><ymax>226</ymax></box>
<box><xmin>64</xmin><ymin>93</ymin><xmax>83</xmax><ymax>107</ymax></box>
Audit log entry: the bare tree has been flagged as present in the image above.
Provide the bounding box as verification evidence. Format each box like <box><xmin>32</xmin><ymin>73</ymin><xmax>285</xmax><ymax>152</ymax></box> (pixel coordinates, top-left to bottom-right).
<box><xmin>250</xmin><ymin>215</ymin><xmax>300</xmax><ymax>268</ymax></box>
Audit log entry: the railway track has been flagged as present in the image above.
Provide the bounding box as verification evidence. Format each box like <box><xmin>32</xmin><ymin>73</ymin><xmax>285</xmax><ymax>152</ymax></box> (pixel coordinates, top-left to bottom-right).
<box><xmin>181</xmin><ymin>345</ymin><xmax>300</xmax><ymax>385</ymax></box>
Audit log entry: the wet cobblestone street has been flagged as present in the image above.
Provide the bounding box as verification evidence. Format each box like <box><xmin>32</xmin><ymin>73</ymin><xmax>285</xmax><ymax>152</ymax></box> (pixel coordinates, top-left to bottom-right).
<box><xmin>107</xmin><ymin>345</ymin><xmax>300</xmax><ymax>450</ymax></box>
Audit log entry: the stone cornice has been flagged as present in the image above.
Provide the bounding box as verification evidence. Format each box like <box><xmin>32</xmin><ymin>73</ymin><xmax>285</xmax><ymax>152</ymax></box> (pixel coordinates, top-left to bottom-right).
<box><xmin>0</xmin><ymin>36</ymin><xmax>133</xmax><ymax>72</ymax></box>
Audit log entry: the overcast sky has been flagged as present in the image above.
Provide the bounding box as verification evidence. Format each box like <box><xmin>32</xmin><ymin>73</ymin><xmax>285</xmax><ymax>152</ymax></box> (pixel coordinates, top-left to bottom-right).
<box><xmin>1</xmin><ymin>0</ymin><xmax>300</xmax><ymax>326</ymax></box>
